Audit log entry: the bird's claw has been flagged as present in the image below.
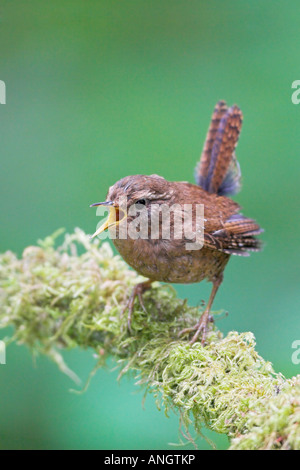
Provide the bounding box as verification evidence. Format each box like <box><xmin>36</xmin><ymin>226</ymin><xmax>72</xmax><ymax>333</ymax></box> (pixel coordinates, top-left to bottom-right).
<box><xmin>178</xmin><ymin>311</ymin><xmax>213</xmax><ymax>345</ymax></box>
<box><xmin>121</xmin><ymin>280</ymin><xmax>152</xmax><ymax>333</ymax></box>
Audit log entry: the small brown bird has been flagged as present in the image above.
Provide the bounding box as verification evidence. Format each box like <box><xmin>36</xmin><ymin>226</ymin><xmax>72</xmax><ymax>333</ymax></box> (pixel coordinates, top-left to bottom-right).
<box><xmin>91</xmin><ymin>100</ymin><xmax>263</xmax><ymax>344</ymax></box>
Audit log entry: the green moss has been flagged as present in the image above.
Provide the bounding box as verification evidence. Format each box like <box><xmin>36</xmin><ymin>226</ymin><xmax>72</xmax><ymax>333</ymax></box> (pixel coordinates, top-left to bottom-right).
<box><xmin>0</xmin><ymin>228</ymin><xmax>299</xmax><ymax>449</ymax></box>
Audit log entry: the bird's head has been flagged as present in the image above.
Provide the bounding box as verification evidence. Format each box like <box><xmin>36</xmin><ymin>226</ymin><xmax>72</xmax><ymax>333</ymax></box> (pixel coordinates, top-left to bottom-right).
<box><xmin>90</xmin><ymin>174</ymin><xmax>173</xmax><ymax>239</ymax></box>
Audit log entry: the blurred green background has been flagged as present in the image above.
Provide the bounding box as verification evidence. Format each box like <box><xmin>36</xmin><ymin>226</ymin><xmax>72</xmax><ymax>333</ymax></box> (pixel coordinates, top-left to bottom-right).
<box><xmin>1</xmin><ymin>0</ymin><xmax>300</xmax><ymax>450</ymax></box>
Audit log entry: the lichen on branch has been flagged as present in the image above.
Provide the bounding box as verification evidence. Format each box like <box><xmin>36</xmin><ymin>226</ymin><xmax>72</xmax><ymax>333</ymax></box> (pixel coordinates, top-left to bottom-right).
<box><xmin>0</xmin><ymin>228</ymin><xmax>299</xmax><ymax>450</ymax></box>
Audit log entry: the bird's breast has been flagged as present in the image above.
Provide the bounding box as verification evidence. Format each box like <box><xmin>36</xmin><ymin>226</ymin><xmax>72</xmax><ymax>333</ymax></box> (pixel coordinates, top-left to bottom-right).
<box><xmin>112</xmin><ymin>237</ymin><xmax>229</xmax><ymax>284</ymax></box>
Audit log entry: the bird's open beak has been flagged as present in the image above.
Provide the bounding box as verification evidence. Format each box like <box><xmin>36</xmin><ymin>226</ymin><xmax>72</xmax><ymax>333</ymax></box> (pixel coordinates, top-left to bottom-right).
<box><xmin>90</xmin><ymin>201</ymin><xmax>127</xmax><ymax>239</ymax></box>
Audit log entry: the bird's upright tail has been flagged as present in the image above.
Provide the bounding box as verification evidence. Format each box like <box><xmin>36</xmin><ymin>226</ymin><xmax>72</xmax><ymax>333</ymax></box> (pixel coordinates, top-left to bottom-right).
<box><xmin>195</xmin><ymin>100</ymin><xmax>243</xmax><ymax>196</ymax></box>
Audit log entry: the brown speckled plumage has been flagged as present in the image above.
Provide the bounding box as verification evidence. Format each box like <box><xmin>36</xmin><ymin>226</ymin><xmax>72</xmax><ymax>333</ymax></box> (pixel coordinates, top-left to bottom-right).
<box><xmin>110</xmin><ymin>177</ymin><xmax>237</xmax><ymax>284</ymax></box>
<box><xmin>91</xmin><ymin>100</ymin><xmax>263</xmax><ymax>344</ymax></box>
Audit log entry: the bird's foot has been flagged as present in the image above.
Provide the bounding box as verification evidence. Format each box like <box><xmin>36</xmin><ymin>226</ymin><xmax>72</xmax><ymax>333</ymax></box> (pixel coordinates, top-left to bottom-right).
<box><xmin>121</xmin><ymin>280</ymin><xmax>152</xmax><ymax>333</ymax></box>
<box><xmin>178</xmin><ymin>311</ymin><xmax>213</xmax><ymax>345</ymax></box>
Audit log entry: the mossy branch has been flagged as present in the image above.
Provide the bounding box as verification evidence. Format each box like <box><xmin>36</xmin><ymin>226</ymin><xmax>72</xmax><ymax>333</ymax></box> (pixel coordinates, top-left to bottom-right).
<box><xmin>0</xmin><ymin>228</ymin><xmax>299</xmax><ymax>450</ymax></box>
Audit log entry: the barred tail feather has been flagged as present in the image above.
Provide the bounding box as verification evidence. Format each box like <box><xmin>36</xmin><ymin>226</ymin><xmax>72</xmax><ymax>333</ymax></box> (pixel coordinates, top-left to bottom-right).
<box><xmin>195</xmin><ymin>100</ymin><xmax>228</xmax><ymax>190</ymax></box>
<box><xmin>196</xmin><ymin>101</ymin><xmax>243</xmax><ymax>196</ymax></box>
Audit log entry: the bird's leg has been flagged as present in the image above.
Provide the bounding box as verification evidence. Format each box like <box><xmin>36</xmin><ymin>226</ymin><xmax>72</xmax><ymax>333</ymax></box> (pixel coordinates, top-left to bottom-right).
<box><xmin>178</xmin><ymin>275</ymin><xmax>223</xmax><ymax>345</ymax></box>
<box><xmin>122</xmin><ymin>279</ymin><xmax>153</xmax><ymax>332</ymax></box>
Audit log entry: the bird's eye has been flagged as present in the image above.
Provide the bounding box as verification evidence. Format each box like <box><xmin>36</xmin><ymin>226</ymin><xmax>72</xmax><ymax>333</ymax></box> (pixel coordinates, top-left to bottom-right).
<box><xmin>136</xmin><ymin>199</ymin><xmax>147</xmax><ymax>205</ymax></box>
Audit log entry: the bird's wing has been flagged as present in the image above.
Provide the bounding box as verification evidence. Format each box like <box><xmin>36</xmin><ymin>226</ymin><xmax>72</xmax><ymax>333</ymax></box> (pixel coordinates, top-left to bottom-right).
<box><xmin>204</xmin><ymin>214</ymin><xmax>263</xmax><ymax>256</ymax></box>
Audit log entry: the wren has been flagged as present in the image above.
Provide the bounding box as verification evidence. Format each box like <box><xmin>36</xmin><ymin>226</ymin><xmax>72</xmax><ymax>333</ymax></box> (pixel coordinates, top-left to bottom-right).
<box><xmin>90</xmin><ymin>100</ymin><xmax>263</xmax><ymax>344</ymax></box>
